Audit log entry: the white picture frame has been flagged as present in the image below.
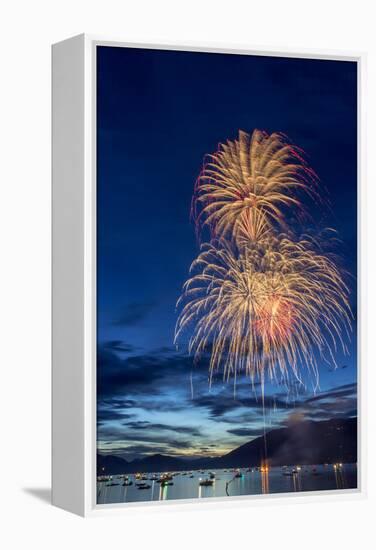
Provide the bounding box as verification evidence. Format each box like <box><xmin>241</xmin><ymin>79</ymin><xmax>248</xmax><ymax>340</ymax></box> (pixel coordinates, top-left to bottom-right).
<box><xmin>52</xmin><ymin>34</ymin><xmax>366</xmax><ymax>517</ymax></box>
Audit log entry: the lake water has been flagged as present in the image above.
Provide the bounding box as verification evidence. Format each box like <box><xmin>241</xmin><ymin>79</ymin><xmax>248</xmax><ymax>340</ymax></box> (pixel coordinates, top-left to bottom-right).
<box><xmin>97</xmin><ymin>463</ymin><xmax>357</xmax><ymax>504</ymax></box>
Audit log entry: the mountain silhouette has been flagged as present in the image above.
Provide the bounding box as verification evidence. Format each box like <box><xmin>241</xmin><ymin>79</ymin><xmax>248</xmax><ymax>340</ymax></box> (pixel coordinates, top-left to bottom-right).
<box><xmin>97</xmin><ymin>417</ymin><xmax>357</xmax><ymax>475</ymax></box>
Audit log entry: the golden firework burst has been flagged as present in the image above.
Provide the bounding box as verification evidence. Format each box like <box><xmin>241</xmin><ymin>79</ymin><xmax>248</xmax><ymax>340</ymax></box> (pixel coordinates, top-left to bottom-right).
<box><xmin>177</xmin><ymin>129</ymin><xmax>351</xmax><ymax>388</ymax></box>
<box><xmin>193</xmin><ymin>130</ymin><xmax>318</xmax><ymax>244</ymax></box>
<box><xmin>175</xmin><ymin>236</ymin><xmax>351</xmax><ymax>387</ymax></box>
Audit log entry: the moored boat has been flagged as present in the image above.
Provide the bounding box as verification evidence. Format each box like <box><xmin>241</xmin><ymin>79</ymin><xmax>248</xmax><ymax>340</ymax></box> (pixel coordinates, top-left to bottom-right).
<box><xmin>137</xmin><ymin>483</ymin><xmax>151</xmax><ymax>490</ymax></box>
<box><xmin>199</xmin><ymin>479</ymin><xmax>214</xmax><ymax>487</ymax></box>
<box><xmin>123</xmin><ymin>480</ymin><xmax>133</xmax><ymax>486</ymax></box>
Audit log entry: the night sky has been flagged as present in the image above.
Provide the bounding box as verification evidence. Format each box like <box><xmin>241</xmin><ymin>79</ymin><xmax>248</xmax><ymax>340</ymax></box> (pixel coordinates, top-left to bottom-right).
<box><xmin>96</xmin><ymin>46</ymin><xmax>357</xmax><ymax>461</ymax></box>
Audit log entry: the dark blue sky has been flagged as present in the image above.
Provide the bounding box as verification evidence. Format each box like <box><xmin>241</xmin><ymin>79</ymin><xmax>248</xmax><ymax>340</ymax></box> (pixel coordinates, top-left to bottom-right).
<box><xmin>97</xmin><ymin>46</ymin><xmax>357</xmax><ymax>461</ymax></box>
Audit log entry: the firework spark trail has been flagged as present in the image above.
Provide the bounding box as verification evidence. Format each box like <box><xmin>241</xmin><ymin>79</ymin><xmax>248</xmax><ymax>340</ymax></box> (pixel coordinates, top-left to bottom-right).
<box><xmin>176</xmin><ymin>129</ymin><xmax>352</xmax><ymax>391</ymax></box>
<box><xmin>175</xmin><ymin>236</ymin><xmax>352</xmax><ymax>388</ymax></box>
<box><xmin>192</xmin><ymin>130</ymin><xmax>320</xmax><ymax>245</ymax></box>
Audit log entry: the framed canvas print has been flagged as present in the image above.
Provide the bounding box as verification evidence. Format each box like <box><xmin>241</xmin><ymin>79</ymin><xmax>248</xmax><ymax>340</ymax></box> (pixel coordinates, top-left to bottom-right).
<box><xmin>52</xmin><ymin>35</ymin><xmax>365</xmax><ymax>516</ymax></box>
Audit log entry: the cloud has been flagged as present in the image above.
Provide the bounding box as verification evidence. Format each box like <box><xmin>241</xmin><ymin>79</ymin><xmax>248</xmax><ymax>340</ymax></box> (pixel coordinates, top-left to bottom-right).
<box><xmin>97</xmin><ymin>340</ymin><xmax>357</xmax><ymax>460</ymax></box>
<box><xmin>302</xmin><ymin>401</ymin><xmax>357</xmax><ymax>421</ymax></box>
<box><xmin>226</xmin><ymin>427</ymin><xmax>266</xmax><ymax>437</ymax></box>
<box><xmin>99</xmin><ymin>398</ymin><xmax>137</xmax><ymax>409</ymax></box>
<box><xmin>219</xmin><ymin>411</ymin><xmax>264</xmax><ymax>425</ymax></box>
<box><xmin>103</xmin><ymin>340</ymin><xmax>137</xmax><ymax>353</ymax></box>
<box><xmin>97</xmin><ymin>410</ymin><xmax>134</xmax><ymax>424</ymax></box>
<box><xmin>97</xmin><ymin>397</ymin><xmax>138</xmax><ymax>426</ymax></box>
<box><xmin>99</xmin><ymin>426</ymin><xmax>194</xmax><ymax>450</ymax></box>
<box><xmin>193</xmin><ymin>393</ymin><xmax>293</xmax><ymax>419</ymax></box>
<box><xmin>99</xmin><ymin>444</ymin><xmax>168</xmax><ymax>458</ymax></box>
<box><xmin>97</xmin><ymin>344</ymin><xmax>208</xmax><ymax>398</ymax></box>
<box><xmin>303</xmin><ymin>383</ymin><xmax>357</xmax><ymax>404</ymax></box>
<box><xmin>123</xmin><ymin>420</ymin><xmax>202</xmax><ymax>436</ymax></box>
<box><xmin>279</xmin><ymin>383</ymin><xmax>358</xmax><ymax>424</ymax></box>
<box><xmin>97</xmin><ymin>347</ymin><xmax>162</xmax><ymax>396</ymax></box>
<box><xmin>112</xmin><ymin>301</ymin><xmax>156</xmax><ymax>326</ymax></box>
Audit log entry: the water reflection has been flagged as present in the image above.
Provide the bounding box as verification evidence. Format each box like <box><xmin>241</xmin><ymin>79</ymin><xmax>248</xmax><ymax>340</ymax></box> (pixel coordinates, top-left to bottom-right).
<box><xmin>292</xmin><ymin>472</ymin><xmax>302</xmax><ymax>492</ymax></box>
<box><xmin>260</xmin><ymin>463</ymin><xmax>269</xmax><ymax>494</ymax></box>
<box><xmin>97</xmin><ymin>463</ymin><xmax>357</xmax><ymax>505</ymax></box>
<box><xmin>159</xmin><ymin>484</ymin><xmax>168</xmax><ymax>500</ymax></box>
<box><xmin>334</xmin><ymin>463</ymin><xmax>347</xmax><ymax>490</ymax></box>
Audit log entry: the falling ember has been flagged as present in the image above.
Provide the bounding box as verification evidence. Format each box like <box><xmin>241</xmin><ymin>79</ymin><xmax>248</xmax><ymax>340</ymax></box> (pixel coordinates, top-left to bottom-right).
<box><xmin>176</xmin><ymin>130</ymin><xmax>352</xmax><ymax>391</ymax></box>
